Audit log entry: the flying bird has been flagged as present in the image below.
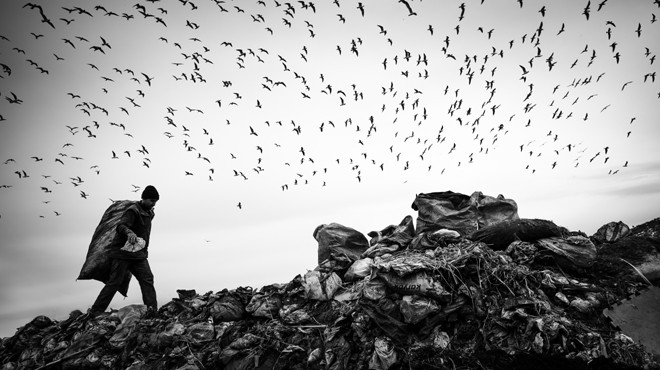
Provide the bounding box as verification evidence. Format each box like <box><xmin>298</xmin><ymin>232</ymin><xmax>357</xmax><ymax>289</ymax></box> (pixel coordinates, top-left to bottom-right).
<box><xmin>141</xmin><ymin>73</ymin><xmax>154</xmax><ymax>85</ymax></box>
<box><xmin>5</xmin><ymin>92</ymin><xmax>23</xmax><ymax>104</ymax></box>
<box><xmin>398</xmin><ymin>0</ymin><xmax>417</xmax><ymax>16</ymax></box>
<box><xmin>583</xmin><ymin>1</ymin><xmax>591</xmax><ymax>20</ymax></box>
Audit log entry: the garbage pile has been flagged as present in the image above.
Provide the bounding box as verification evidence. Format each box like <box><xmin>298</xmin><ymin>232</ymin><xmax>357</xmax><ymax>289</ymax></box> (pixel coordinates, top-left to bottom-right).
<box><xmin>2</xmin><ymin>191</ymin><xmax>659</xmax><ymax>370</ymax></box>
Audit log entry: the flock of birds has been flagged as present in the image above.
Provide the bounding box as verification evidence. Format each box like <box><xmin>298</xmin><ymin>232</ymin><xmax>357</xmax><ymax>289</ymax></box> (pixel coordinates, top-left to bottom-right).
<box><xmin>0</xmin><ymin>0</ymin><xmax>658</xmax><ymax>218</ymax></box>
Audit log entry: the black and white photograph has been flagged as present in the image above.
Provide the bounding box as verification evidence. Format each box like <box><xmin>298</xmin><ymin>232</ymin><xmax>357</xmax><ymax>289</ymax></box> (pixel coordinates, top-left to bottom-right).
<box><xmin>1</xmin><ymin>0</ymin><xmax>659</xmax><ymax>368</ymax></box>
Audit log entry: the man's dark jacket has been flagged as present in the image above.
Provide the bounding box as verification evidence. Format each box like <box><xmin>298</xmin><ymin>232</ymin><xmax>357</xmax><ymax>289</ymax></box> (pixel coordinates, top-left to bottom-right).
<box><xmin>106</xmin><ymin>201</ymin><xmax>154</xmax><ymax>260</ymax></box>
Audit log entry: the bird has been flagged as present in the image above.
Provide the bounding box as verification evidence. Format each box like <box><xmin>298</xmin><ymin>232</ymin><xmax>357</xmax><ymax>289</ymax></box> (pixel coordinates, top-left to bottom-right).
<box><xmin>5</xmin><ymin>92</ymin><xmax>23</xmax><ymax>104</ymax></box>
<box><xmin>557</xmin><ymin>23</ymin><xmax>565</xmax><ymax>35</ymax></box>
<box><xmin>141</xmin><ymin>73</ymin><xmax>154</xmax><ymax>85</ymax></box>
<box><xmin>0</xmin><ymin>63</ymin><xmax>11</xmax><ymax>76</ymax></box>
<box><xmin>100</xmin><ymin>36</ymin><xmax>111</xmax><ymax>49</ymax></box>
<box><xmin>582</xmin><ymin>1</ymin><xmax>591</xmax><ymax>20</ymax></box>
<box><xmin>538</xmin><ymin>6</ymin><xmax>546</xmax><ymax>17</ymax></box>
<box><xmin>399</xmin><ymin>0</ymin><xmax>417</xmax><ymax>16</ymax></box>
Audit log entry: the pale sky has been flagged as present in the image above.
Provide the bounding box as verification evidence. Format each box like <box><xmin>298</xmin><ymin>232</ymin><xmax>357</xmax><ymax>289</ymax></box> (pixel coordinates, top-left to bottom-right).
<box><xmin>0</xmin><ymin>0</ymin><xmax>658</xmax><ymax>338</ymax></box>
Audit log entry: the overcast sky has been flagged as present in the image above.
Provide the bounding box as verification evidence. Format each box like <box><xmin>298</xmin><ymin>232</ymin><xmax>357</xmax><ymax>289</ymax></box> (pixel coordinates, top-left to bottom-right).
<box><xmin>1</xmin><ymin>0</ymin><xmax>658</xmax><ymax>338</ymax></box>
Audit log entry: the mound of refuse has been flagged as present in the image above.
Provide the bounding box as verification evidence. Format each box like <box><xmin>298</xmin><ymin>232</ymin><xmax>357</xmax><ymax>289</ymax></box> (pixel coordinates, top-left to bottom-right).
<box><xmin>2</xmin><ymin>191</ymin><xmax>660</xmax><ymax>370</ymax></box>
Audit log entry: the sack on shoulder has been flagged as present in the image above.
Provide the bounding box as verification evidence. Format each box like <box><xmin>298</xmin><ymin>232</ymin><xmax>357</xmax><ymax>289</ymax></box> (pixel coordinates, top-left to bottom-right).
<box><xmin>77</xmin><ymin>200</ymin><xmax>136</xmax><ymax>296</ymax></box>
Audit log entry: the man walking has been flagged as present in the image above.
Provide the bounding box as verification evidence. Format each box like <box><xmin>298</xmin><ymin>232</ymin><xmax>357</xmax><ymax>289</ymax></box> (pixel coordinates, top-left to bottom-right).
<box><xmin>89</xmin><ymin>185</ymin><xmax>160</xmax><ymax>317</ymax></box>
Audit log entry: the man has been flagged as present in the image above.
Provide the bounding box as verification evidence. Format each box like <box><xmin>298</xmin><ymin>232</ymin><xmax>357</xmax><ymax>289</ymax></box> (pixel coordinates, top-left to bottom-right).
<box><xmin>89</xmin><ymin>185</ymin><xmax>160</xmax><ymax>317</ymax></box>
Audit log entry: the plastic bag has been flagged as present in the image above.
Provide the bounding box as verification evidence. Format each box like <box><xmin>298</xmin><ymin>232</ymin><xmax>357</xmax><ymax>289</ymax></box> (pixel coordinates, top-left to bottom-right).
<box><xmin>364</xmin><ymin>216</ymin><xmax>415</xmax><ymax>258</ymax></box>
<box><xmin>399</xmin><ymin>295</ymin><xmax>441</xmax><ymax>324</ymax></box>
<box><xmin>187</xmin><ymin>322</ymin><xmax>215</xmax><ymax>343</ymax></box>
<box><xmin>303</xmin><ymin>270</ymin><xmax>342</xmax><ymax>301</ymax></box>
<box><xmin>430</xmin><ymin>327</ymin><xmax>451</xmax><ymax>350</ymax></box>
<box><xmin>77</xmin><ymin>200</ymin><xmax>136</xmax><ymax>296</ymax></box>
<box><xmin>279</xmin><ymin>304</ymin><xmax>311</xmax><ymax>324</ymax></box>
<box><xmin>592</xmin><ymin>221</ymin><xmax>630</xmax><ymax>244</ymax></box>
<box><xmin>324</xmin><ymin>334</ymin><xmax>351</xmax><ymax>370</ymax></box>
<box><xmin>120</xmin><ymin>237</ymin><xmax>146</xmax><ymax>252</ymax></box>
<box><xmin>313</xmin><ymin>223</ymin><xmax>369</xmax><ymax>265</ymax></box>
<box><xmin>536</xmin><ymin>236</ymin><xmax>597</xmax><ymax>270</ymax></box>
<box><xmin>344</xmin><ymin>258</ymin><xmax>373</xmax><ymax>282</ymax></box>
<box><xmin>359</xmin><ymin>298</ymin><xmax>408</xmax><ymax>344</ymax></box>
<box><xmin>245</xmin><ymin>293</ymin><xmax>281</xmax><ymax>318</ymax></box>
<box><xmin>157</xmin><ymin>322</ymin><xmax>185</xmax><ymax>346</ymax></box>
<box><xmin>362</xmin><ymin>278</ymin><xmax>387</xmax><ymax>301</ymax></box>
<box><xmin>334</xmin><ymin>280</ymin><xmax>365</xmax><ymax>302</ymax></box>
<box><xmin>468</xmin><ymin>218</ymin><xmax>565</xmax><ymax>250</ymax></box>
<box><xmin>411</xmin><ymin>191</ymin><xmax>519</xmax><ymax>236</ymax></box>
<box><xmin>373</xmin><ymin>252</ymin><xmax>438</xmax><ymax>277</ymax></box>
<box><xmin>209</xmin><ymin>294</ymin><xmax>246</xmax><ymax>322</ymax></box>
<box><xmin>410</xmin><ymin>229</ymin><xmax>461</xmax><ymax>250</ymax></box>
<box><xmin>109</xmin><ymin>304</ymin><xmax>147</xmax><ymax>348</ymax></box>
<box><xmin>377</xmin><ymin>271</ymin><xmax>451</xmax><ymax>303</ymax></box>
<box><xmin>369</xmin><ymin>336</ymin><xmax>398</xmax><ymax>370</ymax></box>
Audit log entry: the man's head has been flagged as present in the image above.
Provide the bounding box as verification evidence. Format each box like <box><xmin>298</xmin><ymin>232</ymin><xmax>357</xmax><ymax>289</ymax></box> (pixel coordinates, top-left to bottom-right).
<box><xmin>140</xmin><ymin>185</ymin><xmax>159</xmax><ymax>210</ymax></box>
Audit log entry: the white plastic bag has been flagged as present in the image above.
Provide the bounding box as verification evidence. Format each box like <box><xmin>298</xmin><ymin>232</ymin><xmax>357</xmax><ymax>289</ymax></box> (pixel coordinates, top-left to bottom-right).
<box><xmin>369</xmin><ymin>336</ymin><xmax>398</xmax><ymax>370</ymax></box>
<box><xmin>344</xmin><ymin>258</ymin><xmax>373</xmax><ymax>282</ymax></box>
<box><xmin>120</xmin><ymin>237</ymin><xmax>146</xmax><ymax>252</ymax></box>
<box><xmin>303</xmin><ymin>270</ymin><xmax>342</xmax><ymax>301</ymax></box>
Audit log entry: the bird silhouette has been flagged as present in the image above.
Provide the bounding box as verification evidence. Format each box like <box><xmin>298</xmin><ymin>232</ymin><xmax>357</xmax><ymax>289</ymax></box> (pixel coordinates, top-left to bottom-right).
<box><xmin>582</xmin><ymin>1</ymin><xmax>591</xmax><ymax>20</ymax></box>
<box><xmin>399</xmin><ymin>0</ymin><xmax>417</xmax><ymax>16</ymax></box>
<box><xmin>5</xmin><ymin>92</ymin><xmax>23</xmax><ymax>104</ymax></box>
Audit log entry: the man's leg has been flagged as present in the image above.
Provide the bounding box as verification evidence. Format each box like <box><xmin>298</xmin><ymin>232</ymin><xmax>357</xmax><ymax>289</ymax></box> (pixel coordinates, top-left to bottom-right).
<box><xmin>130</xmin><ymin>259</ymin><xmax>157</xmax><ymax>309</ymax></box>
<box><xmin>91</xmin><ymin>258</ymin><xmax>129</xmax><ymax>313</ymax></box>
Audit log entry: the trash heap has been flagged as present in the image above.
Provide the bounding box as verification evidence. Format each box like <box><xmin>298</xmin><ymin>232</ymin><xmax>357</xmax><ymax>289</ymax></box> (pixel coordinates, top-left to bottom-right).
<box><xmin>2</xmin><ymin>191</ymin><xmax>659</xmax><ymax>370</ymax></box>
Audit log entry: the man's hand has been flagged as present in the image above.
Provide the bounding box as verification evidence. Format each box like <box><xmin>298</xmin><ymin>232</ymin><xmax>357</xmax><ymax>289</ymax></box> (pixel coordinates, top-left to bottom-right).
<box><xmin>127</xmin><ymin>232</ymin><xmax>138</xmax><ymax>244</ymax></box>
